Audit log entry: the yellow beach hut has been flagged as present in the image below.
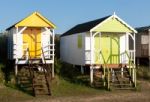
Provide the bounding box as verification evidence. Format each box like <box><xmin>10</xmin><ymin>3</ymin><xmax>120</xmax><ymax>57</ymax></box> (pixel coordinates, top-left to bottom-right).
<box><xmin>6</xmin><ymin>12</ymin><xmax>56</xmax><ymax>95</ymax></box>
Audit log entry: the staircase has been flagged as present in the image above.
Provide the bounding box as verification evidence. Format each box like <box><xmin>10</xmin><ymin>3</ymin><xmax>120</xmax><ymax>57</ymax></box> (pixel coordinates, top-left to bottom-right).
<box><xmin>109</xmin><ymin>67</ymin><xmax>135</xmax><ymax>90</ymax></box>
<box><xmin>17</xmin><ymin>48</ymin><xmax>52</xmax><ymax>96</ymax></box>
<box><xmin>93</xmin><ymin>68</ymin><xmax>105</xmax><ymax>88</ymax></box>
<box><xmin>92</xmin><ymin>51</ymin><xmax>136</xmax><ymax>90</ymax></box>
<box><xmin>17</xmin><ymin>66</ymin><xmax>51</xmax><ymax>95</ymax></box>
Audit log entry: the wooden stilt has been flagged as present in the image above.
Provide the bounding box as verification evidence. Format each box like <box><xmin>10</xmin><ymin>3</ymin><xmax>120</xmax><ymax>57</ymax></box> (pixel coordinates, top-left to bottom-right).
<box><xmin>81</xmin><ymin>66</ymin><xmax>84</xmax><ymax>74</ymax></box>
<box><xmin>15</xmin><ymin>64</ymin><xmax>18</xmax><ymax>76</ymax></box>
<box><xmin>52</xmin><ymin>63</ymin><xmax>54</xmax><ymax>78</ymax></box>
<box><xmin>90</xmin><ymin>66</ymin><xmax>93</xmax><ymax>84</ymax></box>
<box><xmin>121</xmin><ymin>67</ymin><xmax>123</xmax><ymax>78</ymax></box>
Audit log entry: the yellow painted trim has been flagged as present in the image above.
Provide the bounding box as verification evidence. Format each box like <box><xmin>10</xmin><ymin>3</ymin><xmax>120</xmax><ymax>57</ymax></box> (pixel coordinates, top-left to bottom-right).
<box><xmin>15</xmin><ymin>12</ymin><xmax>56</xmax><ymax>28</ymax></box>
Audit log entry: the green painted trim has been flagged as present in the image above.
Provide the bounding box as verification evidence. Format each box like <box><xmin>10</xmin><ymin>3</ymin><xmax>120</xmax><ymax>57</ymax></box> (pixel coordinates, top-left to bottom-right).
<box><xmin>77</xmin><ymin>35</ymin><xmax>82</xmax><ymax>48</ymax></box>
<box><xmin>118</xmin><ymin>36</ymin><xmax>120</xmax><ymax>63</ymax></box>
<box><xmin>93</xmin><ymin>17</ymin><xmax>133</xmax><ymax>33</ymax></box>
<box><xmin>110</xmin><ymin>35</ymin><xmax>112</xmax><ymax>64</ymax></box>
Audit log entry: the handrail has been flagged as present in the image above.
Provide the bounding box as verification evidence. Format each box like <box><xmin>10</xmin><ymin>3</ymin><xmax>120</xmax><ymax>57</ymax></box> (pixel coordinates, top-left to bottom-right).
<box><xmin>42</xmin><ymin>44</ymin><xmax>54</xmax><ymax>59</ymax></box>
<box><xmin>41</xmin><ymin>47</ymin><xmax>52</xmax><ymax>95</ymax></box>
<box><xmin>99</xmin><ymin>51</ymin><xmax>110</xmax><ymax>89</ymax></box>
<box><xmin>124</xmin><ymin>50</ymin><xmax>136</xmax><ymax>87</ymax></box>
<box><xmin>27</xmin><ymin>48</ymin><xmax>35</xmax><ymax>95</ymax></box>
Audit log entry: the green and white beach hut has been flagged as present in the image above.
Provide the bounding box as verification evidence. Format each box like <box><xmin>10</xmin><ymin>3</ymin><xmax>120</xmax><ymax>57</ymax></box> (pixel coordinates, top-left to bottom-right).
<box><xmin>60</xmin><ymin>13</ymin><xmax>137</xmax><ymax>89</ymax></box>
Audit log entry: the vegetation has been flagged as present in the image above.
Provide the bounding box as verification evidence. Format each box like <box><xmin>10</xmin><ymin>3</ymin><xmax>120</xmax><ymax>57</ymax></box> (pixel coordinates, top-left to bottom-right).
<box><xmin>0</xmin><ymin>34</ymin><xmax>150</xmax><ymax>101</ymax></box>
<box><xmin>137</xmin><ymin>66</ymin><xmax>150</xmax><ymax>80</ymax></box>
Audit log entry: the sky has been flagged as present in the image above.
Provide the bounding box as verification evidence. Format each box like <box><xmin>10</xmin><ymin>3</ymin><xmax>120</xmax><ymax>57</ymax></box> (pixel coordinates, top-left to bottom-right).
<box><xmin>0</xmin><ymin>0</ymin><xmax>150</xmax><ymax>34</ymax></box>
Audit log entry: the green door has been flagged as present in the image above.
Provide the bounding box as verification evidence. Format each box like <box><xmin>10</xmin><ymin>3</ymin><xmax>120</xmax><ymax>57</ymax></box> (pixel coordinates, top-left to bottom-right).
<box><xmin>94</xmin><ymin>33</ymin><xmax>119</xmax><ymax>64</ymax></box>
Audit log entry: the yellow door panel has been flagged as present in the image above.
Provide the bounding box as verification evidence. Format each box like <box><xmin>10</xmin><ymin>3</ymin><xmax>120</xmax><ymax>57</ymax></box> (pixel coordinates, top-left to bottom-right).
<box><xmin>94</xmin><ymin>34</ymin><xmax>110</xmax><ymax>64</ymax></box>
<box><xmin>23</xmin><ymin>28</ymin><xmax>41</xmax><ymax>58</ymax></box>
<box><xmin>94</xmin><ymin>33</ymin><xmax>119</xmax><ymax>64</ymax></box>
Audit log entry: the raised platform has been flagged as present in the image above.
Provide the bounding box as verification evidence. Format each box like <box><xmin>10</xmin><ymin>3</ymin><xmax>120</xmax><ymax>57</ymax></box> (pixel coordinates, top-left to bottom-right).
<box><xmin>16</xmin><ymin>58</ymin><xmax>54</xmax><ymax>65</ymax></box>
<box><xmin>86</xmin><ymin>64</ymin><xmax>128</xmax><ymax>69</ymax></box>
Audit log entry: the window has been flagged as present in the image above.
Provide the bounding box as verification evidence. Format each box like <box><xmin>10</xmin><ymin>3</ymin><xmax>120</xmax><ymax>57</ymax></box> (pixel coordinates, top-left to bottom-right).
<box><xmin>78</xmin><ymin>35</ymin><xmax>82</xmax><ymax>48</ymax></box>
<box><xmin>141</xmin><ymin>44</ymin><xmax>148</xmax><ymax>56</ymax></box>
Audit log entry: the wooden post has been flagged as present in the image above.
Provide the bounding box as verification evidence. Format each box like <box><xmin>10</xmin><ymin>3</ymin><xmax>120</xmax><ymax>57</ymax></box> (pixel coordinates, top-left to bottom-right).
<box><xmin>112</xmin><ymin>69</ymin><xmax>114</xmax><ymax>82</ymax></box>
<box><xmin>52</xmin><ymin>64</ymin><xmax>54</xmax><ymax>78</ymax></box>
<box><xmin>148</xmin><ymin>30</ymin><xmax>150</xmax><ymax>69</ymax></box>
<box><xmin>121</xmin><ymin>67</ymin><xmax>123</xmax><ymax>78</ymax></box>
<box><xmin>81</xmin><ymin>66</ymin><xmax>84</xmax><ymax>74</ymax></box>
<box><xmin>90</xmin><ymin>66</ymin><xmax>93</xmax><ymax>84</ymax></box>
<box><xmin>52</xmin><ymin>29</ymin><xmax>55</xmax><ymax>78</ymax></box>
<box><xmin>15</xmin><ymin>64</ymin><xmax>18</xmax><ymax>76</ymax></box>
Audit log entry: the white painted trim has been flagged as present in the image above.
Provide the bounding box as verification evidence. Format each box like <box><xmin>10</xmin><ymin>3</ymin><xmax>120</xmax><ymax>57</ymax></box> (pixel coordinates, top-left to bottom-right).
<box><xmin>90</xmin><ymin>15</ymin><xmax>113</xmax><ymax>32</ymax></box>
<box><xmin>52</xmin><ymin>29</ymin><xmax>55</xmax><ymax>78</ymax></box>
<box><xmin>90</xmin><ymin>32</ymin><xmax>92</xmax><ymax>65</ymax></box>
<box><xmin>93</xmin><ymin>31</ymin><xmax>99</xmax><ymax>37</ymax></box>
<box><xmin>114</xmin><ymin>15</ymin><xmax>137</xmax><ymax>33</ymax></box>
<box><xmin>44</xmin><ymin>27</ymin><xmax>52</xmax><ymax>36</ymax></box>
<box><xmin>18</xmin><ymin>26</ymin><xmax>27</xmax><ymax>34</ymax></box>
<box><xmin>128</xmin><ymin>33</ymin><xmax>134</xmax><ymax>41</ymax></box>
<box><xmin>133</xmin><ymin>33</ymin><xmax>136</xmax><ymax>64</ymax></box>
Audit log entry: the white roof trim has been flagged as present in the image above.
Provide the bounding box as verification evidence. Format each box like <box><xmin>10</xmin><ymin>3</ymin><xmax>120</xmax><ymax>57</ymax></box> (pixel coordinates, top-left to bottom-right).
<box><xmin>90</xmin><ymin>15</ymin><xmax>113</xmax><ymax>32</ymax></box>
<box><xmin>90</xmin><ymin>14</ymin><xmax>137</xmax><ymax>33</ymax></box>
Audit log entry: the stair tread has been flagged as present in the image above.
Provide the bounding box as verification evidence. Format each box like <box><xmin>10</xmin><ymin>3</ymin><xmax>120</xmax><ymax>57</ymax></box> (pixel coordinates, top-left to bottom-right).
<box><xmin>112</xmin><ymin>87</ymin><xmax>135</xmax><ymax>90</ymax></box>
<box><xmin>110</xmin><ymin>83</ymin><xmax>131</xmax><ymax>86</ymax></box>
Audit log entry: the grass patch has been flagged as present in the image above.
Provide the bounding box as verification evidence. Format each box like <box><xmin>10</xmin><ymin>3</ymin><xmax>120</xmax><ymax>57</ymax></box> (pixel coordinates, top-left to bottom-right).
<box><xmin>52</xmin><ymin>75</ymin><xmax>105</xmax><ymax>97</ymax></box>
<box><xmin>137</xmin><ymin>66</ymin><xmax>150</xmax><ymax>80</ymax></box>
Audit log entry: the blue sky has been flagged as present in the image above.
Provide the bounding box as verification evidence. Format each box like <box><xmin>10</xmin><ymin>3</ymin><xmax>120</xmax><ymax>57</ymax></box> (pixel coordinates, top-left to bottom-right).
<box><xmin>0</xmin><ymin>0</ymin><xmax>150</xmax><ymax>34</ymax></box>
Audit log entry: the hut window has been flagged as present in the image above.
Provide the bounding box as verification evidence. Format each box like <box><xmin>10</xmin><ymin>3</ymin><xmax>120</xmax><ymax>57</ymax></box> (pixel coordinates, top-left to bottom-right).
<box><xmin>78</xmin><ymin>35</ymin><xmax>82</xmax><ymax>48</ymax></box>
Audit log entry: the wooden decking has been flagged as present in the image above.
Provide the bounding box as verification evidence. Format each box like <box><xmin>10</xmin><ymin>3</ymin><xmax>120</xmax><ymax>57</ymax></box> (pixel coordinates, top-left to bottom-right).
<box><xmin>86</xmin><ymin>64</ymin><xmax>127</xmax><ymax>69</ymax></box>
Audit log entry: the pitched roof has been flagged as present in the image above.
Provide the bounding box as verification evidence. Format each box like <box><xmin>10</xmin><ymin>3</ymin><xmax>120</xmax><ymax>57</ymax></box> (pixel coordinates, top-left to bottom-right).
<box><xmin>61</xmin><ymin>15</ymin><xmax>111</xmax><ymax>37</ymax></box>
<box><xmin>6</xmin><ymin>12</ymin><xmax>56</xmax><ymax>30</ymax></box>
<box><xmin>136</xmin><ymin>25</ymin><xmax>150</xmax><ymax>32</ymax></box>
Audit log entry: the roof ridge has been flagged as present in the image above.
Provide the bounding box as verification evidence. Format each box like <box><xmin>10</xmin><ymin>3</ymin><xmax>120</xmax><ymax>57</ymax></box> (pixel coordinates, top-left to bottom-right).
<box><xmin>61</xmin><ymin>15</ymin><xmax>111</xmax><ymax>37</ymax></box>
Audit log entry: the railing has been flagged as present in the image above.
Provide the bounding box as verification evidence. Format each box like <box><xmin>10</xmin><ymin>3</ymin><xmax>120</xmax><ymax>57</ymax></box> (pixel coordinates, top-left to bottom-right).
<box><xmin>42</xmin><ymin>44</ymin><xmax>55</xmax><ymax>63</ymax></box>
<box><xmin>13</xmin><ymin>43</ymin><xmax>29</xmax><ymax>64</ymax></box>
<box><xmin>85</xmin><ymin>50</ymin><xmax>91</xmax><ymax>61</ymax></box>
<box><xmin>99</xmin><ymin>51</ymin><xmax>110</xmax><ymax>89</ymax></box>
<box><xmin>106</xmin><ymin>54</ymin><xmax>119</xmax><ymax>64</ymax></box>
<box><xmin>23</xmin><ymin>43</ymin><xmax>29</xmax><ymax>60</ymax></box>
<box><xmin>99</xmin><ymin>50</ymin><xmax>136</xmax><ymax>89</ymax></box>
<box><xmin>124</xmin><ymin>50</ymin><xmax>136</xmax><ymax>87</ymax></box>
<box><xmin>128</xmin><ymin>50</ymin><xmax>134</xmax><ymax>61</ymax></box>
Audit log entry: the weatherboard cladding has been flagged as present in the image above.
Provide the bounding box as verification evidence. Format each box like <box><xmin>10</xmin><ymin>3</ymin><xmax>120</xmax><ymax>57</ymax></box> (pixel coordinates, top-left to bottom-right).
<box><xmin>61</xmin><ymin>15</ymin><xmax>111</xmax><ymax>37</ymax></box>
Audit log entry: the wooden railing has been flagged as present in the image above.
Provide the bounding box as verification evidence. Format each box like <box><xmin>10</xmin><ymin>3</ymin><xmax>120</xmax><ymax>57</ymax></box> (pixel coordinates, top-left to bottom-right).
<box><xmin>85</xmin><ymin>50</ymin><xmax>91</xmax><ymax>61</ymax></box>
<box><xmin>42</xmin><ymin>44</ymin><xmax>55</xmax><ymax>60</ymax></box>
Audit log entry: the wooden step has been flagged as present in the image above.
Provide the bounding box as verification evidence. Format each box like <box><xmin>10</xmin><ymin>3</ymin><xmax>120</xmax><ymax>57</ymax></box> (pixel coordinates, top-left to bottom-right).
<box><xmin>111</xmin><ymin>83</ymin><xmax>131</xmax><ymax>86</ymax></box>
<box><xmin>113</xmin><ymin>87</ymin><xmax>135</xmax><ymax>90</ymax></box>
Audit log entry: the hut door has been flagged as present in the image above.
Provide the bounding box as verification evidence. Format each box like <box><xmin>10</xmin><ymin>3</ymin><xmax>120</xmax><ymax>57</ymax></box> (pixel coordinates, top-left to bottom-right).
<box><xmin>94</xmin><ymin>34</ymin><xmax>110</xmax><ymax>64</ymax></box>
<box><xmin>111</xmin><ymin>35</ymin><xmax>119</xmax><ymax>64</ymax></box>
<box><xmin>94</xmin><ymin>34</ymin><xmax>119</xmax><ymax>64</ymax></box>
<box><xmin>23</xmin><ymin>28</ymin><xmax>41</xmax><ymax>58</ymax></box>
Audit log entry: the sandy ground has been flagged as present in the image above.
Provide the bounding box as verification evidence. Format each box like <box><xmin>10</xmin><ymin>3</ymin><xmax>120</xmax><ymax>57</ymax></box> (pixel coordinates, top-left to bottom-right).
<box><xmin>24</xmin><ymin>80</ymin><xmax>150</xmax><ymax>102</ymax></box>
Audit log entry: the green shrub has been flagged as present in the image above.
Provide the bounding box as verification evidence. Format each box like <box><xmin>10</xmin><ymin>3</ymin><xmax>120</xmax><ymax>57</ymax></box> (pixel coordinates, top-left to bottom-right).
<box><xmin>0</xmin><ymin>64</ymin><xmax>5</xmax><ymax>83</ymax></box>
<box><xmin>137</xmin><ymin>66</ymin><xmax>150</xmax><ymax>80</ymax></box>
<box><xmin>54</xmin><ymin>58</ymin><xmax>62</xmax><ymax>75</ymax></box>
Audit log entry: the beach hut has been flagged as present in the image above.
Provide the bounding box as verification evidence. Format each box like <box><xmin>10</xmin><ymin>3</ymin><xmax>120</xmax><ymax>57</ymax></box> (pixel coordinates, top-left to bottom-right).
<box><xmin>135</xmin><ymin>26</ymin><xmax>150</xmax><ymax>66</ymax></box>
<box><xmin>60</xmin><ymin>13</ymin><xmax>137</xmax><ymax>89</ymax></box>
<box><xmin>6</xmin><ymin>12</ymin><xmax>56</xmax><ymax>95</ymax></box>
